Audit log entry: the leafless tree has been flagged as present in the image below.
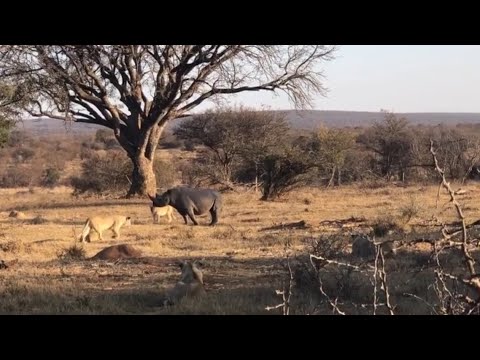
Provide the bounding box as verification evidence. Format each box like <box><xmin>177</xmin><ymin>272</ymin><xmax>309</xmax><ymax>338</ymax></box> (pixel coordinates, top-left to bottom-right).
<box><xmin>0</xmin><ymin>45</ymin><xmax>336</xmax><ymax>196</ymax></box>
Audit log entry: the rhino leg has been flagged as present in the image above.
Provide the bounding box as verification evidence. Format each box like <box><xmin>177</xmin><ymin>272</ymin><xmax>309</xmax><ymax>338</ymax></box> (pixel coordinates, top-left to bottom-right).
<box><xmin>209</xmin><ymin>198</ymin><xmax>221</xmax><ymax>226</ymax></box>
<box><xmin>187</xmin><ymin>208</ymin><xmax>199</xmax><ymax>225</ymax></box>
<box><xmin>209</xmin><ymin>208</ymin><xmax>218</xmax><ymax>226</ymax></box>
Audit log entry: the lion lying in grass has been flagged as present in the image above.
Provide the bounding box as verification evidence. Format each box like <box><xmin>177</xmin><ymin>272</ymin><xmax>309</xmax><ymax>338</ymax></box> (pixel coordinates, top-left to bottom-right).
<box><xmin>163</xmin><ymin>260</ymin><xmax>206</xmax><ymax>306</ymax></box>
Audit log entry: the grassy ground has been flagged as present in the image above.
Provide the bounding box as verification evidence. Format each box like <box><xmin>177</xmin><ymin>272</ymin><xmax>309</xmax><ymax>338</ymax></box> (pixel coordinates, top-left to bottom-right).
<box><xmin>1</xmin><ymin>182</ymin><xmax>479</xmax><ymax>314</ymax></box>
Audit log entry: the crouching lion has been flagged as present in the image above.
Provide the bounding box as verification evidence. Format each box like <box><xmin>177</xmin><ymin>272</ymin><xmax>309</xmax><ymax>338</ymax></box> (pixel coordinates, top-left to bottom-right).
<box><xmin>79</xmin><ymin>215</ymin><xmax>132</xmax><ymax>243</ymax></box>
<box><xmin>163</xmin><ymin>260</ymin><xmax>206</xmax><ymax>306</ymax></box>
<box><xmin>150</xmin><ymin>205</ymin><xmax>175</xmax><ymax>224</ymax></box>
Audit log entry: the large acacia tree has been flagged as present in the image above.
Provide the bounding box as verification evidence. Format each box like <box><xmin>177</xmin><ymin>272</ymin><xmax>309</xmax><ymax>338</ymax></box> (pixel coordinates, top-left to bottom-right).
<box><xmin>0</xmin><ymin>45</ymin><xmax>335</xmax><ymax>196</ymax></box>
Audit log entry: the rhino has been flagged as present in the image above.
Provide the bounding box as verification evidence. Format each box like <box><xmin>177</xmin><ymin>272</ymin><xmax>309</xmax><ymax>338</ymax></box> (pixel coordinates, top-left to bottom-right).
<box><xmin>148</xmin><ymin>187</ymin><xmax>222</xmax><ymax>226</ymax></box>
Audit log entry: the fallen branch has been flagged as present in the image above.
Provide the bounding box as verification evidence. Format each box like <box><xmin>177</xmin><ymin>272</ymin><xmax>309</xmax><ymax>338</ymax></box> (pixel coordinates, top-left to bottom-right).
<box><xmin>261</xmin><ymin>220</ymin><xmax>309</xmax><ymax>231</ymax></box>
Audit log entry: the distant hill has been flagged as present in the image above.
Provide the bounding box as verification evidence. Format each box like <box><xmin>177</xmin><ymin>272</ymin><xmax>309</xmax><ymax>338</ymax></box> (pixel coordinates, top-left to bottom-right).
<box><xmin>278</xmin><ymin>110</ymin><xmax>480</xmax><ymax>129</ymax></box>
<box><xmin>16</xmin><ymin>111</ymin><xmax>480</xmax><ymax>135</ymax></box>
<box><xmin>15</xmin><ymin>117</ymin><xmax>102</xmax><ymax>135</ymax></box>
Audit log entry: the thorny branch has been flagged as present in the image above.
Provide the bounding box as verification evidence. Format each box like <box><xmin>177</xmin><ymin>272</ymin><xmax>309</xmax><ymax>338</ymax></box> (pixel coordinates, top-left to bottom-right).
<box><xmin>430</xmin><ymin>139</ymin><xmax>476</xmax><ymax>276</ymax></box>
<box><xmin>370</xmin><ymin>243</ymin><xmax>395</xmax><ymax>315</ymax></box>
<box><xmin>318</xmin><ymin>276</ymin><xmax>345</xmax><ymax>315</ymax></box>
<box><xmin>429</xmin><ymin>139</ymin><xmax>480</xmax><ymax>314</ymax></box>
<box><xmin>309</xmin><ymin>254</ymin><xmax>367</xmax><ymax>271</ymax></box>
<box><xmin>293</xmin><ymin>140</ymin><xmax>480</xmax><ymax>315</ymax></box>
<box><xmin>373</xmin><ymin>244</ymin><xmax>380</xmax><ymax>315</ymax></box>
<box><xmin>378</xmin><ymin>247</ymin><xmax>395</xmax><ymax>315</ymax></box>
<box><xmin>266</xmin><ymin>245</ymin><xmax>294</xmax><ymax>315</ymax></box>
<box><xmin>311</xmin><ymin>248</ymin><xmax>394</xmax><ymax>315</ymax></box>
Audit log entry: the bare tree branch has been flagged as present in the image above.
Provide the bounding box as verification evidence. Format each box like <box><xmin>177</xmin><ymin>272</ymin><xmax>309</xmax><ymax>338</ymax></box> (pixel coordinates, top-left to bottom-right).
<box><xmin>0</xmin><ymin>45</ymin><xmax>335</xmax><ymax>196</ymax></box>
<box><xmin>318</xmin><ymin>276</ymin><xmax>346</xmax><ymax>315</ymax></box>
<box><xmin>430</xmin><ymin>139</ymin><xmax>477</xmax><ymax>277</ymax></box>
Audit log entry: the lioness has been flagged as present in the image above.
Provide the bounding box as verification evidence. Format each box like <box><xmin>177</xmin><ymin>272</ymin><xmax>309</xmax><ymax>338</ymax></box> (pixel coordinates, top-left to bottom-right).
<box><xmin>79</xmin><ymin>215</ymin><xmax>132</xmax><ymax>243</ymax></box>
<box><xmin>150</xmin><ymin>205</ymin><xmax>175</xmax><ymax>224</ymax></box>
<box><xmin>164</xmin><ymin>260</ymin><xmax>206</xmax><ymax>306</ymax></box>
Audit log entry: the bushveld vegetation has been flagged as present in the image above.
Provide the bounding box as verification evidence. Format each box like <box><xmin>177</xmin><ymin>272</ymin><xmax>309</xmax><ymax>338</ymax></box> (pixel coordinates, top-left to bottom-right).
<box><xmin>0</xmin><ymin>108</ymin><xmax>480</xmax><ymax>314</ymax></box>
<box><xmin>0</xmin><ymin>45</ymin><xmax>336</xmax><ymax>196</ymax></box>
<box><xmin>3</xmin><ymin>45</ymin><xmax>479</xmax><ymax>315</ymax></box>
<box><xmin>3</xmin><ymin>109</ymin><xmax>480</xmax><ymax>195</ymax></box>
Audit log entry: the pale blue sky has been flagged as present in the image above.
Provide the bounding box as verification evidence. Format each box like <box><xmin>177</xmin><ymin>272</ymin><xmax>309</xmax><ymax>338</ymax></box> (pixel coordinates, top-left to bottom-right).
<box><xmin>200</xmin><ymin>45</ymin><xmax>480</xmax><ymax>113</ymax></box>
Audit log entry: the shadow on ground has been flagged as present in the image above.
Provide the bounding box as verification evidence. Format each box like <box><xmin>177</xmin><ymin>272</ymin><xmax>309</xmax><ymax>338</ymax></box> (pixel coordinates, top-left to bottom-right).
<box><xmin>4</xmin><ymin>200</ymin><xmax>148</xmax><ymax>212</ymax></box>
<box><xmin>0</xmin><ymin>255</ymin><xmax>289</xmax><ymax>315</ymax></box>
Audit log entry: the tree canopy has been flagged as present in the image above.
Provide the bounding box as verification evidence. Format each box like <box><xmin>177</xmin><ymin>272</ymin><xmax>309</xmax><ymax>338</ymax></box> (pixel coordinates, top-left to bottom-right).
<box><xmin>0</xmin><ymin>45</ymin><xmax>336</xmax><ymax>195</ymax></box>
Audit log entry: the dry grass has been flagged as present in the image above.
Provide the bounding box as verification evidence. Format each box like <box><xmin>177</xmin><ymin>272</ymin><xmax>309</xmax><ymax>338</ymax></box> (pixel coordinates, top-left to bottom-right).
<box><xmin>1</xmin><ymin>182</ymin><xmax>480</xmax><ymax>314</ymax></box>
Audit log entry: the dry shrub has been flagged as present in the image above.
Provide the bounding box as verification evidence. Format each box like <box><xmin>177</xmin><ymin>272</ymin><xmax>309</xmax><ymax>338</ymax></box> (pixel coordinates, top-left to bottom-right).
<box><xmin>72</xmin><ymin>151</ymin><xmax>178</xmax><ymax>195</ymax></box>
<box><xmin>0</xmin><ymin>166</ymin><xmax>33</xmax><ymax>187</ymax></box>
<box><xmin>153</xmin><ymin>158</ymin><xmax>177</xmax><ymax>190</ymax></box>
<box><xmin>372</xmin><ymin>216</ymin><xmax>404</xmax><ymax>237</ymax></box>
<box><xmin>160</xmin><ymin>131</ymin><xmax>184</xmax><ymax>149</ymax></box>
<box><xmin>29</xmin><ymin>216</ymin><xmax>49</xmax><ymax>225</ymax></box>
<box><xmin>399</xmin><ymin>196</ymin><xmax>421</xmax><ymax>223</ymax></box>
<box><xmin>0</xmin><ymin>240</ymin><xmax>23</xmax><ymax>253</ymax></box>
<box><xmin>358</xmin><ymin>179</ymin><xmax>389</xmax><ymax>190</ymax></box>
<box><xmin>311</xmin><ymin>234</ymin><xmax>351</xmax><ymax>260</ymax></box>
<box><xmin>57</xmin><ymin>243</ymin><xmax>86</xmax><ymax>261</ymax></box>
<box><xmin>71</xmin><ymin>151</ymin><xmax>132</xmax><ymax>195</ymax></box>
<box><xmin>6</xmin><ymin>130</ymin><xmax>31</xmax><ymax>147</ymax></box>
<box><xmin>40</xmin><ymin>151</ymin><xmax>67</xmax><ymax>171</ymax></box>
<box><xmin>11</xmin><ymin>147</ymin><xmax>35</xmax><ymax>163</ymax></box>
<box><xmin>292</xmin><ymin>234</ymin><xmax>351</xmax><ymax>296</ymax></box>
<box><xmin>179</xmin><ymin>162</ymin><xmax>210</xmax><ymax>188</ymax></box>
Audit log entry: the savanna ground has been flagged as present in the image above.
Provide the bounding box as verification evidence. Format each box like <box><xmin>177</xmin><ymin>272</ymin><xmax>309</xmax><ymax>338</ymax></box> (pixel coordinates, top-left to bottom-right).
<box><xmin>1</xmin><ymin>181</ymin><xmax>480</xmax><ymax>315</ymax></box>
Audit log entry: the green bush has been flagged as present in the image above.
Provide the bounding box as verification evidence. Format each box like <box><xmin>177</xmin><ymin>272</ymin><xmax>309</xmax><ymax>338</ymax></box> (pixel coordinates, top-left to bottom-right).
<box><xmin>42</xmin><ymin>167</ymin><xmax>62</xmax><ymax>188</ymax></box>
<box><xmin>71</xmin><ymin>151</ymin><xmax>132</xmax><ymax>195</ymax></box>
<box><xmin>72</xmin><ymin>151</ymin><xmax>178</xmax><ymax>195</ymax></box>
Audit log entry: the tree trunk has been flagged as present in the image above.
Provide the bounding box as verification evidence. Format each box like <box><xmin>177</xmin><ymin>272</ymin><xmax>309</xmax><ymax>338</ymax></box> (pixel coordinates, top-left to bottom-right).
<box><xmin>255</xmin><ymin>162</ymin><xmax>259</xmax><ymax>193</ymax></box>
<box><xmin>125</xmin><ymin>124</ymin><xmax>165</xmax><ymax>198</ymax></box>
<box><xmin>327</xmin><ymin>167</ymin><xmax>336</xmax><ymax>188</ymax></box>
<box><xmin>127</xmin><ymin>155</ymin><xmax>156</xmax><ymax>198</ymax></box>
